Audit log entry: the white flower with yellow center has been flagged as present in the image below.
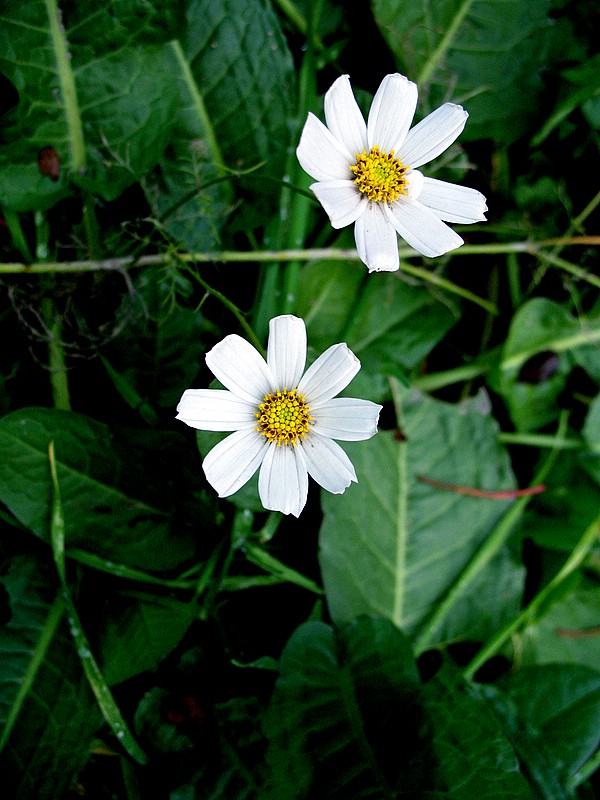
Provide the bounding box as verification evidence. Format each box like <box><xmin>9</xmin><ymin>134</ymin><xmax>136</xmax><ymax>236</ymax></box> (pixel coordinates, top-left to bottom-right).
<box><xmin>297</xmin><ymin>72</ymin><xmax>488</xmax><ymax>272</ymax></box>
<box><xmin>176</xmin><ymin>315</ymin><xmax>382</xmax><ymax>517</ymax></box>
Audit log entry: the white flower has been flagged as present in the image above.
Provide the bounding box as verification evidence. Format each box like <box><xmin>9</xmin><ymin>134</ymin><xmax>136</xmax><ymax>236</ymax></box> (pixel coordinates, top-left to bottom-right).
<box><xmin>176</xmin><ymin>315</ymin><xmax>382</xmax><ymax>517</ymax></box>
<box><xmin>297</xmin><ymin>73</ymin><xmax>488</xmax><ymax>272</ymax></box>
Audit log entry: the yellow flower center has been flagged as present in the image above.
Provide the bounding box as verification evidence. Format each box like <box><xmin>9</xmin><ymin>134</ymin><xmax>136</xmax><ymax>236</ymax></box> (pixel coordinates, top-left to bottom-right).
<box><xmin>350</xmin><ymin>146</ymin><xmax>409</xmax><ymax>203</ymax></box>
<box><xmin>256</xmin><ymin>389</ymin><xmax>313</xmax><ymax>446</ymax></box>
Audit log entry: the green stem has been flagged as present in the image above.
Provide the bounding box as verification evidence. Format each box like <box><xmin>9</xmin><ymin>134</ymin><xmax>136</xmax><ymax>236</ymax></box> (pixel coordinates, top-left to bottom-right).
<box><xmin>185</xmin><ymin>264</ymin><xmax>265</xmax><ymax>356</ymax></box>
<box><xmin>45</xmin><ymin>0</ymin><xmax>85</xmax><ymax>170</ymax></box>
<box><xmin>497</xmin><ymin>432</ymin><xmax>582</xmax><ymax>450</ymax></box>
<box><xmin>463</xmin><ymin>510</ymin><xmax>600</xmax><ymax>681</ymax></box>
<box><xmin>36</xmin><ymin>212</ymin><xmax>71</xmax><ymax>411</ymax></box>
<box><xmin>417</xmin><ymin>0</ymin><xmax>477</xmax><ymax>86</ymax></box>
<box><xmin>2</xmin><ymin>237</ymin><xmax>598</xmax><ymax>274</ymax></box>
<box><xmin>2</xmin><ymin>207</ymin><xmax>33</xmax><ymax>263</ymax></box>
<box><xmin>414</xmin><ymin>412</ymin><xmax>569</xmax><ymax>654</ymax></box>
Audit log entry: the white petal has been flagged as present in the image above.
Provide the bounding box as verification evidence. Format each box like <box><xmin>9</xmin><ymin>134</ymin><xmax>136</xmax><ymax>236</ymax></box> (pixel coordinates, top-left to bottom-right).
<box><xmin>311</xmin><ymin>180</ymin><xmax>368</xmax><ymax>229</ymax></box>
<box><xmin>296</xmin><ymin>112</ymin><xmax>353</xmax><ymax>182</ymax></box>
<box><xmin>206</xmin><ymin>334</ymin><xmax>274</xmax><ymax>404</ymax></box>
<box><xmin>385</xmin><ymin>199</ymin><xmax>464</xmax><ymax>258</ymax></box>
<box><xmin>418</xmin><ymin>177</ymin><xmax>488</xmax><ymax>223</ymax></box>
<box><xmin>176</xmin><ymin>389</ymin><xmax>256</xmax><ymax>431</ymax></box>
<box><xmin>405</xmin><ymin>168</ymin><xmax>424</xmax><ymax>201</ymax></box>
<box><xmin>258</xmin><ymin>443</ymin><xmax>309</xmax><ymax>517</ymax></box>
<box><xmin>354</xmin><ymin>202</ymin><xmax>400</xmax><ymax>272</ymax></box>
<box><xmin>324</xmin><ymin>74</ymin><xmax>368</xmax><ymax>156</ymax></box>
<box><xmin>203</xmin><ymin>429</ymin><xmax>268</xmax><ymax>497</ymax></box>
<box><xmin>297</xmin><ymin>343</ymin><xmax>360</xmax><ymax>405</ymax></box>
<box><xmin>267</xmin><ymin>315</ymin><xmax>307</xmax><ymax>390</ymax></box>
<box><xmin>300</xmin><ymin>435</ymin><xmax>357</xmax><ymax>494</ymax></box>
<box><xmin>400</xmin><ymin>103</ymin><xmax>468</xmax><ymax>169</ymax></box>
<box><xmin>311</xmin><ymin>397</ymin><xmax>382</xmax><ymax>441</ymax></box>
<box><xmin>367</xmin><ymin>73</ymin><xmax>418</xmax><ymax>153</ymax></box>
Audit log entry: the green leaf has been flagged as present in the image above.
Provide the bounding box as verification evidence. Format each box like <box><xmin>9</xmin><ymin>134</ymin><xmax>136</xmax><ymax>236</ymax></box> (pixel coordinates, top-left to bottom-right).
<box><xmin>482</xmin><ymin>664</ymin><xmax>600</xmax><ymax>796</ymax></box>
<box><xmin>0</xmin><ymin>0</ymin><xmax>179</xmax><ymax>209</ymax></box>
<box><xmin>265</xmin><ymin>618</ymin><xmax>534</xmax><ymax>798</ymax></box>
<box><xmin>423</xmin><ymin>664</ymin><xmax>534</xmax><ymax>799</ymax></box>
<box><xmin>532</xmin><ymin>53</ymin><xmax>600</xmax><ymax>145</ymax></box>
<box><xmin>264</xmin><ymin>617</ymin><xmax>422</xmax><ymax>799</ymax></box>
<box><xmin>319</xmin><ymin>389</ymin><xmax>522</xmax><ymax>647</ymax></box>
<box><xmin>372</xmin><ymin>0</ymin><xmax>556</xmax><ymax>143</ymax></box>
<box><xmin>490</xmin><ymin>298</ymin><xmax>600</xmax><ymax>431</ymax></box>
<box><xmin>517</xmin><ymin>585</ymin><xmax>600</xmax><ymax>673</ymax></box>
<box><xmin>0</xmin><ymin>555</ymin><xmax>101</xmax><ymax>799</ymax></box>
<box><xmin>99</xmin><ymin>594</ymin><xmax>195</xmax><ymax>686</ymax></box>
<box><xmin>296</xmin><ymin>261</ymin><xmax>456</xmax><ymax>401</ymax></box>
<box><xmin>144</xmin><ymin>40</ymin><xmax>234</xmax><ymax>252</ymax></box>
<box><xmin>0</xmin><ymin>408</ymin><xmax>194</xmax><ymax>570</ymax></box>
<box><xmin>182</xmin><ymin>0</ymin><xmax>295</xmax><ymax>182</ymax></box>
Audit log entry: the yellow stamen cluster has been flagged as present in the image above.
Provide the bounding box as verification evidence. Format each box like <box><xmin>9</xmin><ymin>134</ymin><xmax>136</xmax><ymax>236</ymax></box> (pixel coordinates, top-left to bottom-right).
<box><xmin>256</xmin><ymin>389</ymin><xmax>313</xmax><ymax>446</ymax></box>
<box><xmin>350</xmin><ymin>146</ymin><xmax>409</xmax><ymax>203</ymax></box>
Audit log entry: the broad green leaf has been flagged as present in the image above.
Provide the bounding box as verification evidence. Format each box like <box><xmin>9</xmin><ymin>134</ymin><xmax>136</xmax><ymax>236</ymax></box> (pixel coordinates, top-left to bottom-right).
<box><xmin>0</xmin><ymin>0</ymin><xmax>179</xmax><ymax>210</ymax></box>
<box><xmin>0</xmin><ymin>555</ymin><xmax>101</xmax><ymax>799</ymax></box>
<box><xmin>517</xmin><ymin>585</ymin><xmax>600</xmax><ymax>673</ymax></box>
<box><xmin>319</xmin><ymin>389</ymin><xmax>522</xmax><ymax>647</ymax></box>
<box><xmin>99</xmin><ymin>593</ymin><xmax>195</xmax><ymax>686</ymax></box>
<box><xmin>0</xmin><ymin>408</ymin><xmax>194</xmax><ymax>570</ymax></box>
<box><xmin>182</xmin><ymin>0</ymin><xmax>295</xmax><ymax>185</ymax></box>
<box><xmin>490</xmin><ymin>298</ymin><xmax>600</xmax><ymax>431</ymax></box>
<box><xmin>264</xmin><ymin>617</ymin><xmax>422</xmax><ymax>799</ymax></box>
<box><xmin>265</xmin><ymin>618</ymin><xmax>533</xmax><ymax>798</ymax></box>
<box><xmin>296</xmin><ymin>260</ymin><xmax>456</xmax><ymax>401</ymax></box>
<box><xmin>372</xmin><ymin>0</ymin><xmax>556</xmax><ymax>143</ymax></box>
<box><xmin>423</xmin><ymin>664</ymin><xmax>534</xmax><ymax>799</ymax></box>
<box><xmin>482</xmin><ymin>664</ymin><xmax>600</xmax><ymax>796</ymax></box>
<box><xmin>144</xmin><ymin>40</ymin><xmax>234</xmax><ymax>252</ymax></box>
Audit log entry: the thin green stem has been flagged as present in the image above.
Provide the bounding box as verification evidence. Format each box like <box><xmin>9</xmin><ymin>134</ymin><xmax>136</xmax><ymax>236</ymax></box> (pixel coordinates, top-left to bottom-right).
<box><xmin>37</xmin><ymin>212</ymin><xmax>72</xmax><ymax>411</ymax></box>
<box><xmin>463</xmin><ymin>510</ymin><xmax>600</xmax><ymax>681</ymax></box>
<box><xmin>184</xmin><ymin>264</ymin><xmax>264</xmax><ymax>355</ymax></box>
<box><xmin>414</xmin><ymin>412</ymin><xmax>569</xmax><ymax>654</ymax></box>
<box><xmin>571</xmin><ymin>745</ymin><xmax>600</xmax><ymax>789</ymax></box>
<box><xmin>3</xmin><ymin>237</ymin><xmax>596</xmax><ymax>274</ymax></box>
<box><xmin>497</xmin><ymin>432</ymin><xmax>582</xmax><ymax>450</ymax></box>
<box><xmin>417</xmin><ymin>0</ymin><xmax>476</xmax><ymax>86</ymax></box>
<box><xmin>399</xmin><ymin>262</ymin><xmax>498</xmax><ymax>314</ymax></box>
<box><xmin>2</xmin><ymin>207</ymin><xmax>33</xmax><ymax>263</ymax></box>
<box><xmin>535</xmin><ymin>250</ymin><xmax>600</xmax><ymax>290</ymax></box>
<box><xmin>45</xmin><ymin>0</ymin><xmax>85</xmax><ymax>169</ymax></box>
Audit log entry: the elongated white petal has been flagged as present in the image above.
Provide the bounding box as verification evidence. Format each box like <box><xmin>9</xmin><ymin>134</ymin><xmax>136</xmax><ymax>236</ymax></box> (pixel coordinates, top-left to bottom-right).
<box><xmin>176</xmin><ymin>389</ymin><xmax>256</xmax><ymax>431</ymax></box>
<box><xmin>354</xmin><ymin>201</ymin><xmax>400</xmax><ymax>272</ymax></box>
<box><xmin>401</xmin><ymin>104</ymin><xmax>468</xmax><ymax>169</ymax></box>
<box><xmin>385</xmin><ymin>199</ymin><xmax>464</xmax><ymax>257</ymax></box>
<box><xmin>203</xmin><ymin>429</ymin><xmax>268</xmax><ymax>497</ymax></box>
<box><xmin>267</xmin><ymin>315</ymin><xmax>307</xmax><ymax>390</ymax></box>
<box><xmin>324</xmin><ymin>74</ymin><xmax>368</xmax><ymax>156</ymax></box>
<box><xmin>206</xmin><ymin>335</ymin><xmax>274</xmax><ymax>404</ymax></box>
<box><xmin>405</xmin><ymin>169</ymin><xmax>424</xmax><ymax>201</ymax></box>
<box><xmin>367</xmin><ymin>73</ymin><xmax>418</xmax><ymax>153</ymax></box>
<box><xmin>418</xmin><ymin>177</ymin><xmax>488</xmax><ymax>223</ymax></box>
<box><xmin>296</xmin><ymin>113</ymin><xmax>353</xmax><ymax>181</ymax></box>
<box><xmin>297</xmin><ymin>343</ymin><xmax>360</xmax><ymax>405</ymax></box>
<box><xmin>258</xmin><ymin>443</ymin><xmax>309</xmax><ymax>517</ymax></box>
<box><xmin>300</xmin><ymin>435</ymin><xmax>357</xmax><ymax>493</ymax></box>
<box><xmin>310</xmin><ymin>180</ymin><xmax>368</xmax><ymax>229</ymax></box>
<box><xmin>311</xmin><ymin>397</ymin><xmax>382</xmax><ymax>441</ymax></box>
